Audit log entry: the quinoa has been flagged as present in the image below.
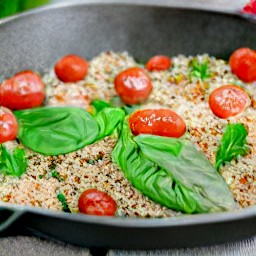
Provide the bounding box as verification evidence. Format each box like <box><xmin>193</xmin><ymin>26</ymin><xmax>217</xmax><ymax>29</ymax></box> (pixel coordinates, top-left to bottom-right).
<box><xmin>0</xmin><ymin>51</ymin><xmax>255</xmax><ymax>216</ymax></box>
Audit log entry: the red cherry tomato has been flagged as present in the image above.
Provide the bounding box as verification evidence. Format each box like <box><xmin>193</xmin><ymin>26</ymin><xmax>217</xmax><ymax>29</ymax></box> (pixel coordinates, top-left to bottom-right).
<box><xmin>242</xmin><ymin>0</ymin><xmax>256</xmax><ymax>14</ymax></box>
<box><xmin>78</xmin><ymin>189</ymin><xmax>117</xmax><ymax>216</ymax></box>
<box><xmin>0</xmin><ymin>71</ymin><xmax>45</xmax><ymax>110</ymax></box>
<box><xmin>129</xmin><ymin>109</ymin><xmax>186</xmax><ymax>138</ymax></box>
<box><xmin>209</xmin><ymin>85</ymin><xmax>250</xmax><ymax>119</ymax></box>
<box><xmin>114</xmin><ymin>67</ymin><xmax>153</xmax><ymax>105</ymax></box>
<box><xmin>146</xmin><ymin>55</ymin><xmax>172</xmax><ymax>72</ymax></box>
<box><xmin>0</xmin><ymin>107</ymin><xmax>18</xmax><ymax>143</ymax></box>
<box><xmin>229</xmin><ymin>48</ymin><xmax>256</xmax><ymax>83</ymax></box>
<box><xmin>54</xmin><ymin>54</ymin><xmax>89</xmax><ymax>83</ymax></box>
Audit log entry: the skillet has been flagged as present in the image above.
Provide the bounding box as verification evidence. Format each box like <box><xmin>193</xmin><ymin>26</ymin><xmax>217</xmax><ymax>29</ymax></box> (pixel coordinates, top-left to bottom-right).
<box><xmin>0</xmin><ymin>0</ymin><xmax>256</xmax><ymax>250</ymax></box>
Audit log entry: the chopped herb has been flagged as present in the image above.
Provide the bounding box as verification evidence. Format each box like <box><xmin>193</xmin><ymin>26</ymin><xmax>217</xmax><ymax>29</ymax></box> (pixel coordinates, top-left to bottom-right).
<box><xmin>57</xmin><ymin>193</ymin><xmax>71</xmax><ymax>213</ymax></box>
<box><xmin>51</xmin><ymin>170</ymin><xmax>64</xmax><ymax>182</ymax></box>
<box><xmin>49</xmin><ymin>164</ymin><xmax>57</xmax><ymax>170</ymax></box>
<box><xmin>189</xmin><ymin>59</ymin><xmax>211</xmax><ymax>80</ymax></box>
<box><xmin>88</xmin><ymin>159</ymin><xmax>95</xmax><ymax>165</ymax></box>
<box><xmin>38</xmin><ymin>174</ymin><xmax>44</xmax><ymax>179</ymax></box>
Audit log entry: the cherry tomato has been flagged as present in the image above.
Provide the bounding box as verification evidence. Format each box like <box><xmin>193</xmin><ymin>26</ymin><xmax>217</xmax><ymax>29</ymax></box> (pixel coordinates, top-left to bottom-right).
<box><xmin>209</xmin><ymin>85</ymin><xmax>250</xmax><ymax>119</ymax></box>
<box><xmin>146</xmin><ymin>55</ymin><xmax>172</xmax><ymax>72</ymax></box>
<box><xmin>229</xmin><ymin>48</ymin><xmax>256</xmax><ymax>83</ymax></box>
<box><xmin>54</xmin><ymin>54</ymin><xmax>89</xmax><ymax>83</ymax></box>
<box><xmin>114</xmin><ymin>67</ymin><xmax>153</xmax><ymax>105</ymax></box>
<box><xmin>78</xmin><ymin>189</ymin><xmax>117</xmax><ymax>216</ymax></box>
<box><xmin>129</xmin><ymin>109</ymin><xmax>186</xmax><ymax>138</ymax></box>
<box><xmin>0</xmin><ymin>71</ymin><xmax>45</xmax><ymax>110</ymax></box>
<box><xmin>0</xmin><ymin>107</ymin><xmax>18</xmax><ymax>143</ymax></box>
<box><xmin>242</xmin><ymin>0</ymin><xmax>256</xmax><ymax>14</ymax></box>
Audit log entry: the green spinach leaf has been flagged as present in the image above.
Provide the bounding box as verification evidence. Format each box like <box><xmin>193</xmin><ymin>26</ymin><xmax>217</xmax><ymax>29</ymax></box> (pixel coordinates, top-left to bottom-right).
<box><xmin>15</xmin><ymin>107</ymin><xmax>99</xmax><ymax>156</ymax></box>
<box><xmin>0</xmin><ymin>145</ymin><xmax>27</xmax><ymax>177</ymax></box>
<box><xmin>112</xmin><ymin>122</ymin><xmax>236</xmax><ymax>213</ymax></box>
<box><xmin>216</xmin><ymin>123</ymin><xmax>249</xmax><ymax>171</ymax></box>
<box><xmin>189</xmin><ymin>59</ymin><xmax>210</xmax><ymax>80</ymax></box>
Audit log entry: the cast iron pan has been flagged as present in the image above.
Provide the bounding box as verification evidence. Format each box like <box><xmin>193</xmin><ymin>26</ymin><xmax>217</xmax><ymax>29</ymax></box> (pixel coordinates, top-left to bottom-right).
<box><xmin>0</xmin><ymin>0</ymin><xmax>256</xmax><ymax>251</ymax></box>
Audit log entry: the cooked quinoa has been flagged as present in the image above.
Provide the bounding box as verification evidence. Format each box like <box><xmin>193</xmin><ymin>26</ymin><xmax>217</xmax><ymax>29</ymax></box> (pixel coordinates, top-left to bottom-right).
<box><xmin>0</xmin><ymin>51</ymin><xmax>255</xmax><ymax>216</ymax></box>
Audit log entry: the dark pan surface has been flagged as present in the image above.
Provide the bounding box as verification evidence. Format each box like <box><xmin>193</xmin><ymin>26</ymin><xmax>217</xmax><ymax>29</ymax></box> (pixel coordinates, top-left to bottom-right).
<box><xmin>0</xmin><ymin>0</ymin><xmax>256</xmax><ymax>249</ymax></box>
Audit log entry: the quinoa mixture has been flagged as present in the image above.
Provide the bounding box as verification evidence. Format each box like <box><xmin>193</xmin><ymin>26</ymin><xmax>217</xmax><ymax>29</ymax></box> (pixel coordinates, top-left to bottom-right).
<box><xmin>0</xmin><ymin>51</ymin><xmax>255</xmax><ymax>217</ymax></box>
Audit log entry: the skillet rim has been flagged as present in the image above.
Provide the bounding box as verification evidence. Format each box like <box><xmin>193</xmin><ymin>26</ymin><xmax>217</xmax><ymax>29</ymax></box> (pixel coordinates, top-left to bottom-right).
<box><xmin>0</xmin><ymin>0</ymin><xmax>255</xmax><ymax>228</ymax></box>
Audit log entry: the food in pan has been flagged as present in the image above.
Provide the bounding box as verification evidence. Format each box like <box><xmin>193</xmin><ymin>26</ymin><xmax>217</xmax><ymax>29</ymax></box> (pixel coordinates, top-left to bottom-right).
<box><xmin>0</xmin><ymin>48</ymin><xmax>255</xmax><ymax>217</ymax></box>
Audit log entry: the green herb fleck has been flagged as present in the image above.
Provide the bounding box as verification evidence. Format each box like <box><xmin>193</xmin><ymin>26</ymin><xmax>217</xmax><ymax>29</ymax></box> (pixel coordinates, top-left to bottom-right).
<box><xmin>38</xmin><ymin>174</ymin><xmax>44</xmax><ymax>179</ymax></box>
<box><xmin>88</xmin><ymin>159</ymin><xmax>95</xmax><ymax>165</ymax></box>
<box><xmin>189</xmin><ymin>59</ymin><xmax>211</xmax><ymax>80</ymax></box>
<box><xmin>51</xmin><ymin>170</ymin><xmax>64</xmax><ymax>182</ymax></box>
<box><xmin>57</xmin><ymin>193</ymin><xmax>71</xmax><ymax>213</ymax></box>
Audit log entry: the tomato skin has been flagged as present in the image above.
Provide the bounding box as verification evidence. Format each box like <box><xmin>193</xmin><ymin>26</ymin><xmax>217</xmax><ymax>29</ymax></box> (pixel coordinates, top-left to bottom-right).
<box><xmin>146</xmin><ymin>55</ymin><xmax>172</xmax><ymax>72</ymax></box>
<box><xmin>0</xmin><ymin>71</ymin><xmax>45</xmax><ymax>110</ymax></box>
<box><xmin>209</xmin><ymin>85</ymin><xmax>250</xmax><ymax>119</ymax></box>
<box><xmin>78</xmin><ymin>189</ymin><xmax>117</xmax><ymax>216</ymax></box>
<box><xmin>229</xmin><ymin>48</ymin><xmax>256</xmax><ymax>83</ymax></box>
<box><xmin>0</xmin><ymin>107</ymin><xmax>18</xmax><ymax>143</ymax></box>
<box><xmin>114</xmin><ymin>67</ymin><xmax>153</xmax><ymax>105</ymax></box>
<box><xmin>54</xmin><ymin>54</ymin><xmax>89</xmax><ymax>83</ymax></box>
<box><xmin>242</xmin><ymin>1</ymin><xmax>256</xmax><ymax>14</ymax></box>
<box><xmin>129</xmin><ymin>109</ymin><xmax>186</xmax><ymax>138</ymax></box>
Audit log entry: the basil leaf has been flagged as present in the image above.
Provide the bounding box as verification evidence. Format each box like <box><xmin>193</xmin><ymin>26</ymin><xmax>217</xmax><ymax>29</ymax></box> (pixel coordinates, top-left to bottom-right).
<box><xmin>122</xmin><ymin>105</ymin><xmax>141</xmax><ymax>115</ymax></box>
<box><xmin>216</xmin><ymin>123</ymin><xmax>249</xmax><ymax>171</ymax></box>
<box><xmin>189</xmin><ymin>59</ymin><xmax>210</xmax><ymax>80</ymax></box>
<box><xmin>95</xmin><ymin>107</ymin><xmax>125</xmax><ymax>140</ymax></box>
<box><xmin>15</xmin><ymin>107</ymin><xmax>99</xmax><ymax>156</ymax></box>
<box><xmin>91</xmin><ymin>99</ymin><xmax>111</xmax><ymax>115</ymax></box>
<box><xmin>112</xmin><ymin>122</ymin><xmax>236</xmax><ymax>213</ymax></box>
<box><xmin>0</xmin><ymin>145</ymin><xmax>27</xmax><ymax>177</ymax></box>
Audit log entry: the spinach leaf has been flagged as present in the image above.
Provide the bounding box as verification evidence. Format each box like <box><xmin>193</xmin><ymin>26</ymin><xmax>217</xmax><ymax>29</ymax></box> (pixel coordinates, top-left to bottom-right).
<box><xmin>15</xmin><ymin>107</ymin><xmax>99</xmax><ymax>156</ymax></box>
<box><xmin>216</xmin><ymin>123</ymin><xmax>249</xmax><ymax>171</ymax></box>
<box><xmin>112</xmin><ymin>122</ymin><xmax>236</xmax><ymax>213</ymax></box>
<box><xmin>0</xmin><ymin>145</ymin><xmax>27</xmax><ymax>177</ymax></box>
<box><xmin>189</xmin><ymin>59</ymin><xmax>210</xmax><ymax>80</ymax></box>
<box><xmin>57</xmin><ymin>193</ymin><xmax>71</xmax><ymax>213</ymax></box>
<box><xmin>95</xmin><ymin>107</ymin><xmax>125</xmax><ymax>140</ymax></box>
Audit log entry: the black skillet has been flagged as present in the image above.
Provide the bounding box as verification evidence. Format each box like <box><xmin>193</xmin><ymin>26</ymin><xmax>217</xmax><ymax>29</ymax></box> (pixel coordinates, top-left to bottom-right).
<box><xmin>0</xmin><ymin>0</ymin><xmax>255</xmax><ymax>250</ymax></box>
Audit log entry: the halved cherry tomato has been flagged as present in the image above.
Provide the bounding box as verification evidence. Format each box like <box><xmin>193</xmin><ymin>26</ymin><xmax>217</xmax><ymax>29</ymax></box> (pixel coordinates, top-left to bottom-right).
<box><xmin>78</xmin><ymin>189</ymin><xmax>117</xmax><ymax>216</ymax></box>
<box><xmin>54</xmin><ymin>54</ymin><xmax>89</xmax><ymax>83</ymax></box>
<box><xmin>146</xmin><ymin>55</ymin><xmax>172</xmax><ymax>72</ymax></box>
<box><xmin>129</xmin><ymin>109</ymin><xmax>186</xmax><ymax>138</ymax></box>
<box><xmin>229</xmin><ymin>48</ymin><xmax>256</xmax><ymax>83</ymax></box>
<box><xmin>0</xmin><ymin>107</ymin><xmax>18</xmax><ymax>143</ymax></box>
<box><xmin>209</xmin><ymin>85</ymin><xmax>250</xmax><ymax>119</ymax></box>
<box><xmin>0</xmin><ymin>71</ymin><xmax>45</xmax><ymax>110</ymax></box>
<box><xmin>114</xmin><ymin>67</ymin><xmax>153</xmax><ymax>105</ymax></box>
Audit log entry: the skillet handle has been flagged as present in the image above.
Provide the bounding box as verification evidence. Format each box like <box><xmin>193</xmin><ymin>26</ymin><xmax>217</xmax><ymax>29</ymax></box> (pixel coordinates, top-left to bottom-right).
<box><xmin>0</xmin><ymin>208</ymin><xmax>24</xmax><ymax>233</ymax></box>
